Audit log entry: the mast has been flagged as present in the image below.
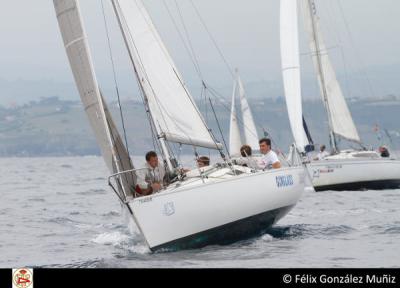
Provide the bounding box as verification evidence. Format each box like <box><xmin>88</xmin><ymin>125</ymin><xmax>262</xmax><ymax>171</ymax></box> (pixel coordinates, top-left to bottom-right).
<box><xmin>111</xmin><ymin>0</ymin><xmax>224</xmax><ymax>172</ymax></box>
<box><xmin>306</xmin><ymin>0</ymin><xmax>338</xmax><ymax>152</ymax></box>
<box><xmin>110</xmin><ymin>0</ymin><xmax>175</xmax><ymax>172</ymax></box>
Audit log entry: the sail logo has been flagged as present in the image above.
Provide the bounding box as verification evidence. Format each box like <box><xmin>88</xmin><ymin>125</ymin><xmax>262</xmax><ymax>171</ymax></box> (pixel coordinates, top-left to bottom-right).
<box><xmin>276</xmin><ymin>175</ymin><xmax>294</xmax><ymax>188</ymax></box>
<box><xmin>163</xmin><ymin>202</ymin><xmax>175</xmax><ymax>216</ymax></box>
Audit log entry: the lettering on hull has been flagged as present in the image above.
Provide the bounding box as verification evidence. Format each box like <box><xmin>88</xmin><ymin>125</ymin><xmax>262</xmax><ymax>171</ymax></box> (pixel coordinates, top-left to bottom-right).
<box><xmin>276</xmin><ymin>175</ymin><xmax>294</xmax><ymax>188</ymax></box>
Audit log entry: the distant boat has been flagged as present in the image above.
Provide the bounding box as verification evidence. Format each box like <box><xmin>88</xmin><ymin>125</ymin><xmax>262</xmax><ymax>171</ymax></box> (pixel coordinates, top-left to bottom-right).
<box><xmin>54</xmin><ymin>0</ymin><xmax>305</xmax><ymax>251</ymax></box>
<box><xmin>281</xmin><ymin>0</ymin><xmax>400</xmax><ymax>191</ymax></box>
<box><xmin>229</xmin><ymin>70</ymin><xmax>259</xmax><ymax>156</ymax></box>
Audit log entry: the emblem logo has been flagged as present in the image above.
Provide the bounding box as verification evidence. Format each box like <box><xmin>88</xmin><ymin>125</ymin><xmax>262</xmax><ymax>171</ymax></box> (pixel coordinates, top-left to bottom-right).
<box><xmin>13</xmin><ymin>268</ymin><xmax>33</xmax><ymax>288</ymax></box>
<box><xmin>163</xmin><ymin>202</ymin><xmax>175</xmax><ymax>216</ymax></box>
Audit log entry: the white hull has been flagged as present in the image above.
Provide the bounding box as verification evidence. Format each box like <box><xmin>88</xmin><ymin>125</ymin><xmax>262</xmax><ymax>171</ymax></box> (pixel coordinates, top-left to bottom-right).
<box><xmin>307</xmin><ymin>156</ymin><xmax>400</xmax><ymax>191</ymax></box>
<box><xmin>127</xmin><ymin>166</ymin><xmax>305</xmax><ymax>251</ymax></box>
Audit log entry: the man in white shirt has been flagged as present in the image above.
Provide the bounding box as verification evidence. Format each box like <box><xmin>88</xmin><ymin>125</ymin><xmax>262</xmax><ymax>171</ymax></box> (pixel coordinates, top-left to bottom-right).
<box><xmin>314</xmin><ymin>144</ymin><xmax>330</xmax><ymax>161</ymax></box>
<box><xmin>258</xmin><ymin>138</ymin><xmax>281</xmax><ymax>169</ymax></box>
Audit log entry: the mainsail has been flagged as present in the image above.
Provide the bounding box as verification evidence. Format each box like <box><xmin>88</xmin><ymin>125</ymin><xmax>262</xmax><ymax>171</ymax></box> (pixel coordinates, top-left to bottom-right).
<box><xmin>54</xmin><ymin>0</ymin><xmax>135</xmax><ymax>197</ymax></box>
<box><xmin>301</xmin><ymin>0</ymin><xmax>361</xmax><ymax>144</ymax></box>
<box><xmin>111</xmin><ymin>0</ymin><xmax>221</xmax><ymax>150</ymax></box>
<box><xmin>237</xmin><ymin>75</ymin><xmax>259</xmax><ymax>150</ymax></box>
<box><xmin>229</xmin><ymin>81</ymin><xmax>242</xmax><ymax>156</ymax></box>
<box><xmin>280</xmin><ymin>0</ymin><xmax>308</xmax><ymax>152</ymax></box>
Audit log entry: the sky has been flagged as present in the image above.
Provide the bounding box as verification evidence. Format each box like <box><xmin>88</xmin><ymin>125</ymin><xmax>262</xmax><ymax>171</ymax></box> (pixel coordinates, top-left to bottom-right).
<box><xmin>0</xmin><ymin>0</ymin><xmax>399</xmax><ymax>105</ymax></box>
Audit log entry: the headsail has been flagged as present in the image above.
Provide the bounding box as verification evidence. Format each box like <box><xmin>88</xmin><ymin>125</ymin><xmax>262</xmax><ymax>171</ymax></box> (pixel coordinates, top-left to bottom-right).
<box><xmin>280</xmin><ymin>0</ymin><xmax>308</xmax><ymax>152</ymax></box>
<box><xmin>229</xmin><ymin>81</ymin><xmax>242</xmax><ymax>156</ymax></box>
<box><xmin>54</xmin><ymin>0</ymin><xmax>135</xmax><ymax>197</ymax></box>
<box><xmin>237</xmin><ymin>75</ymin><xmax>259</xmax><ymax>150</ymax></box>
<box><xmin>301</xmin><ymin>0</ymin><xmax>361</xmax><ymax>144</ymax></box>
<box><xmin>111</xmin><ymin>0</ymin><xmax>221</xmax><ymax>150</ymax></box>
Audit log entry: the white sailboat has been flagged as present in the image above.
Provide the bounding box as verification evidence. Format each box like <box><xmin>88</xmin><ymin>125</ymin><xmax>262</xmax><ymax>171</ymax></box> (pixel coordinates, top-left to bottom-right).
<box><xmin>229</xmin><ymin>71</ymin><xmax>259</xmax><ymax>156</ymax></box>
<box><xmin>281</xmin><ymin>0</ymin><xmax>400</xmax><ymax>191</ymax></box>
<box><xmin>54</xmin><ymin>0</ymin><xmax>305</xmax><ymax>251</ymax></box>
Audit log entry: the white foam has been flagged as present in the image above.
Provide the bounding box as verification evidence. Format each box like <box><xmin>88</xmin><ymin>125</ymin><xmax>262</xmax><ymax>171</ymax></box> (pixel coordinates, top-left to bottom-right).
<box><xmin>261</xmin><ymin>234</ymin><xmax>274</xmax><ymax>242</ymax></box>
<box><xmin>127</xmin><ymin>244</ymin><xmax>151</xmax><ymax>254</ymax></box>
<box><xmin>92</xmin><ymin>232</ymin><xmax>129</xmax><ymax>246</ymax></box>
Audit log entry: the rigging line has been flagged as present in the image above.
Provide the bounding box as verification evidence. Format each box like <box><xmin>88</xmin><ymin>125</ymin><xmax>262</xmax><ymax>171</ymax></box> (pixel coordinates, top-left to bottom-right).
<box><xmin>165</xmin><ymin>0</ymin><xmax>228</xmax><ymax>149</ymax></box>
<box><xmin>162</xmin><ymin>0</ymin><xmax>204</xmax><ymax>80</ymax></box>
<box><xmin>174</xmin><ymin>71</ymin><xmax>222</xmax><ymax>150</ymax></box>
<box><xmin>116</xmin><ymin>2</ymin><xmax>173</xmax><ymax>140</ymax></box>
<box><xmin>113</xmin><ymin>2</ymin><xmax>165</xmax><ymax>161</ymax></box>
<box><xmin>300</xmin><ymin>45</ymin><xmax>341</xmax><ymax>56</ymax></box>
<box><xmin>206</xmin><ymin>85</ymin><xmax>285</xmax><ymax>157</ymax></box>
<box><xmin>148</xmin><ymin>105</ymin><xmax>163</xmax><ymax>154</ymax></box>
<box><xmin>122</xmin><ymin>0</ymin><xmax>206</xmax><ymax>148</ymax></box>
<box><xmin>116</xmin><ymin>2</ymin><xmax>220</xmax><ymax>156</ymax></box>
<box><xmin>166</xmin><ymin>0</ymin><xmax>235</xmax><ymax>132</ymax></box>
<box><xmin>208</xmin><ymin>96</ymin><xmax>230</xmax><ymax>158</ymax></box>
<box><xmin>132</xmin><ymin>0</ymin><xmax>184</xmax><ymax>76</ymax></box>
<box><xmin>112</xmin><ymin>5</ymin><xmax>171</xmax><ymax>170</ymax></box>
<box><xmin>174</xmin><ymin>0</ymin><xmax>204</xmax><ymax>81</ymax></box>
<box><xmin>101</xmin><ymin>0</ymin><xmax>130</xmax><ymax>156</ymax></box>
<box><xmin>307</xmin><ymin>0</ymin><xmax>338</xmax><ymax>151</ymax></box>
<box><xmin>206</xmin><ymin>85</ymin><xmax>258</xmax><ymax>142</ymax></box>
<box><xmin>118</xmin><ymin>0</ymin><xmax>177</xmax><ymax>137</ymax></box>
<box><xmin>174</xmin><ymin>0</ymin><xmax>204</xmax><ymax>79</ymax></box>
<box><xmin>165</xmin><ymin>0</ymin><xmax>234</xmax><ymax>135</ymax></box>
<box><xmin>337</xmin><ymin>0</ymin><xmax>376</xmax><ymax>99</ymax></box>
<box><xmin>323</xmin><ymin>0</ymin><xmax>352</xmax><ymax>99</ymax></box>
<box><xmin>188</xmin><ymin>0</ymin><xmax>235</xmax><ymax>79</ymax></box>
<box><xmin>103</xmin><ymin>107</ymin><xmax>132</xmax><ymax>199</ymax></box>
<box><xmin>201</xmin><ymin>86</ymin><xmax>211</xmax><ymax>160</ymax></box>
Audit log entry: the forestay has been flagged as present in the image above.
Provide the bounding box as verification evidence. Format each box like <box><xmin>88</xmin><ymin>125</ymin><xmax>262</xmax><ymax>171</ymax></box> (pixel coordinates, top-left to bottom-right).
<box><xmin>229</xmin><ymin>81</ymin><xmax>242</xmax><ymax>156</ymax></box>
<box><xmin>111</xmin><ymin>0</ymin><xmax>221</xmax><ymax>150</ymax></box>
<box><xmin>301</xmin><ymin>0</ymin><xmax>361</xmax><ymax>143</ymax></box>
<box><xmin>54</xmin><ymin>0</ymin><xmax>135</xmax><ymax>197</ymax></box>
<box><xmin>280</xmin><ymin>0</ymin><xmax>308</xmax><ymax>152</ymax></box>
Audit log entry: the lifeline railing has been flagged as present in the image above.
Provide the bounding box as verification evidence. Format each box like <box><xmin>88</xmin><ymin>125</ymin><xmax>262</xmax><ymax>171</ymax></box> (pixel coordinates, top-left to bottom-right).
<box><xmin>107</xmin><ymin>160</ymin><xmax>270</xmax><ymax>203</ymax></box>
<box><xmin>108</xmin><ymin>168</ymin><xmax>149</xmax><ymax>202</ymax></box>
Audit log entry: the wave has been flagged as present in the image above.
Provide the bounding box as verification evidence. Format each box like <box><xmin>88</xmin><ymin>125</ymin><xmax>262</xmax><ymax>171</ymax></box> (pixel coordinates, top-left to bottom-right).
<box><xmin>92</xmin><ymin>232</ymin><xmax>130</xmax><ymax>246</ymax></box>
<box><xmin>76</xmin><ymin>189</ymin><xmax>107</xmax><ymax>195</ymax></box>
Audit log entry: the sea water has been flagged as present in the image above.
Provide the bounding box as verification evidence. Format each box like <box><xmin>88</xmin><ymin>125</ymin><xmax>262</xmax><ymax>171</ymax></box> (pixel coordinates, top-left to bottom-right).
<box><xmin>1</xmin><ymin>156</ymin><xmax>399</xmax><ymax>268</ymax></box>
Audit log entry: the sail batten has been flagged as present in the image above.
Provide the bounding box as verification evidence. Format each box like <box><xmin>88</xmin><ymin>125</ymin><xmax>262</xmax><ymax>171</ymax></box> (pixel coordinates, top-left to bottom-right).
<box><xmin>280</xmin><ymin>0</ymin><xmax>308</xmax><ymax>152</ymax></box>
<box><xmin>111</xmin><ymin>0</ymin><xmax>221</xmax><ymax>150</ymax></box>
<box><xmin>302</xmin><ymin>0</ymin><xmax>361</xmax><ymax>144</ymax></box>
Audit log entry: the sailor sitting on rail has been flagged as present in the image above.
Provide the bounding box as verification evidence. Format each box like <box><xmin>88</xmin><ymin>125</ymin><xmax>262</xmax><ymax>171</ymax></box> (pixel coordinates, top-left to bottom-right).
<box><xmin>136</xmin><ymin>151</ymin><xmax>168</xmax><ymax>196</ymax></box>
<box><xmin>233</xmin><ymin>144</ymin><xmax>259</xmax><ymax>170</ymax></box>
<box><xmin>257</xmin><ymin>138</ymin><xmax>281</xmax><ymax>169</ymax></box>
<box><xmin>196</xmin><ymin>156</ymin><xmax>210</xmax><ymax>168</ymax></box>
<box><xmin>379</xmin><ymin>146</ymin><xmax>390</xmax><ymax>158</ymax></box>
<box><xmin>314</xmin><ymin>144</ymin><xmax>330</xmax><ymax>161</ymax></box>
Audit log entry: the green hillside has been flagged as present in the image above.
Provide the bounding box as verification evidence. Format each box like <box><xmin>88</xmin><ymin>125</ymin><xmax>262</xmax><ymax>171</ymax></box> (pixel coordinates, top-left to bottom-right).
<box><xmin>0</xmin><ymin>96</ymin><xmax>399</xmax><ymax>156</ymax></box>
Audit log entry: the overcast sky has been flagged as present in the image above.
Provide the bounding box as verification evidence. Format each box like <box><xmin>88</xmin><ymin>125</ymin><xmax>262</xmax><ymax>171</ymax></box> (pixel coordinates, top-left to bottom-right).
<box><xmin>0</xmin><ymin>0</ymin><xmax>399</xmax><ymax>103</ymax></box>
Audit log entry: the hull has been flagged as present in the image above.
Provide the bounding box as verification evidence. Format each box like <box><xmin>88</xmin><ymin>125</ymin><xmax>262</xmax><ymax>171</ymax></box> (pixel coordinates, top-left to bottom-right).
<box><xmin>128</xmin><ymin>166</ymin><xmax>305</xmax><ymax>251</ymax></box>
<box><xmin>307</xmin><ymin>158</ymin><xmax>400</xmax><ymax>191</ymax></box>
